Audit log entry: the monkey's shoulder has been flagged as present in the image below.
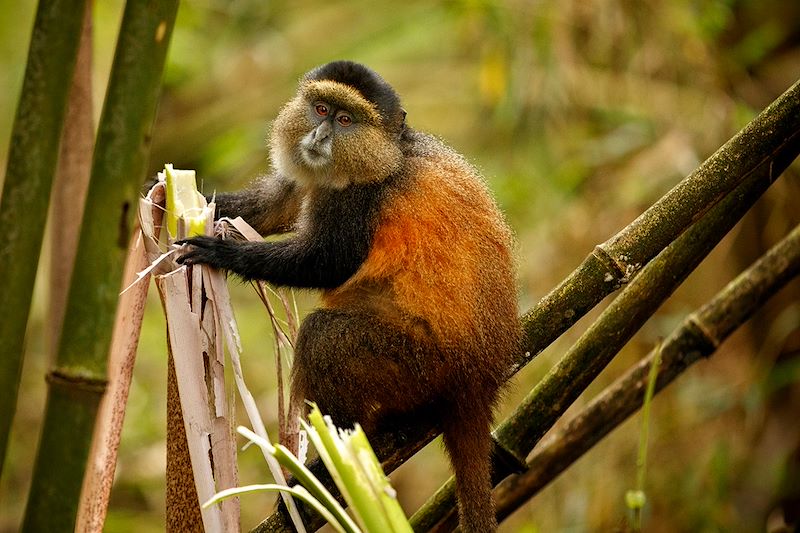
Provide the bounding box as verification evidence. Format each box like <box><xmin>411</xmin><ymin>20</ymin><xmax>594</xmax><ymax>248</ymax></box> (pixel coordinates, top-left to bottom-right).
<box><xmin>400</xmin><ymin>129</ymin><xmax>469</xmax><ymax>168</ymax></box>
<box><xmin>394</xmin><ymin>130</ymin><xmax>506</xmax><ymax>228</ymax></box>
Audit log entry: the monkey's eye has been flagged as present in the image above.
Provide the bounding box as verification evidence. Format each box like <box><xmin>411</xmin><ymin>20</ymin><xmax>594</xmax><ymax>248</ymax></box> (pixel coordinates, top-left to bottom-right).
<box><xmin>336</xmin><ymin>113</ymin><xmax>353</xmax><ymax>127</ymax></box>
<box><xmin>314</xmin><ymin>103</ymin><xmax>329</xmax><ymax>117</ymax></box>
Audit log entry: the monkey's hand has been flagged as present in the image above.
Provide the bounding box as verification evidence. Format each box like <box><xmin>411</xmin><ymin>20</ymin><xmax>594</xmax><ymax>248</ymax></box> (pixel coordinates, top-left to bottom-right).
<box><xmin>175</xmin><ymin>236</ymin><xmax>241</xmax><ymax>271</ymax></box>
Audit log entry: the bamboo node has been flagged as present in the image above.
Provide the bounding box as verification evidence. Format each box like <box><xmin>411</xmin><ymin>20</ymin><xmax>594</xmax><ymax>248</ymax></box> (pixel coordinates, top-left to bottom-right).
<box><xmin>46</xmin><ymin>369</ymin><xmax>108</xmax><ymax>394</ymax></box>
<box><xmin>592</xmin><ymin>245</ymin><xmax>628</xmax><ymax>285</ymax></box>
<box><xmin>685</xmin><ymin>315</ymin><xmax>720</xmax><ymax>353</ymax></box>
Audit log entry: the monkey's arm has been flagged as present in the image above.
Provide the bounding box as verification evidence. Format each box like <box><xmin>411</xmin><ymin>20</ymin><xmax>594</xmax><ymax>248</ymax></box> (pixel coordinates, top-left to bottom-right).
<box><xmin>176</xmin><ymin>234</ymin><xmax>366</xmax><ymax>288</ymax></box>
<box><xmin>211</xmin><ymin>174</ymin><xmax>303</xmax><ymax>236</ymax></box>
<box><xmin>181</xmin><ymin>182</ymin><xmax>382</xmax><ymax>288</ymax></box>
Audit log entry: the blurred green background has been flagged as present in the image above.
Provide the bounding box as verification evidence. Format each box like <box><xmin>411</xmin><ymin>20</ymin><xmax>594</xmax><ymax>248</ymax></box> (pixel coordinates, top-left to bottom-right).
<box><xmin>2</xmin><ymin>0</ymin><xmax>800</xmax><ymax>531</ymax></box>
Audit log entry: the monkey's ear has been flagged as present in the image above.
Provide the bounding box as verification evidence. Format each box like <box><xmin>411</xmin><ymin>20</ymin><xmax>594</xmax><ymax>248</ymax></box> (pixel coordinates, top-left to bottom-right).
<box><xmin>399</xmin><ymin>108</ymin><xmax>408</xmax><ymax>133</ymax></box>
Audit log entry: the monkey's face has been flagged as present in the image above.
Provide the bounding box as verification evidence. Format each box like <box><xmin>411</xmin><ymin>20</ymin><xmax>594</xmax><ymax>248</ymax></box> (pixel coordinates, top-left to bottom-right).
<box><xmin>270</xmin><ymin>80</ymin><xmax>403</xmax><ymax>189</ymax></box>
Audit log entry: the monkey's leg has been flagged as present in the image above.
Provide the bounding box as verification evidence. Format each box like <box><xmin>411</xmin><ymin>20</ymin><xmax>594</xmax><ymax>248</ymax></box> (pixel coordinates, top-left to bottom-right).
<box><xmin>291</xmin><ymin>308</ymin><xmax>437</xmax><ymax>432</ymax></box>
<box><xmin>442</xmin><ymin>399</ymin><xmax>498</xmax><ymax>533</ymax></box>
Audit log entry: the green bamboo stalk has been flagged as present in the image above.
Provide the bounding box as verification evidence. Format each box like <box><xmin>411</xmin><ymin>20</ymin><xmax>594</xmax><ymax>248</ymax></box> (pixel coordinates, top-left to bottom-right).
<box><xmin>256</xmin><ymin>79</ymin><xmax>800</xmax><ymax>533</ymax></box>
<box><xmin>21</xmin><ymin>2</ymin><xmax>179</xmax><ymax>530</ymax></box>
<box><xmin>492</xmin><ymin>221</ymin><xmax>800</xmax><ymax>523</ymax></box>
<box><xmin>410</xmin><ymin>141</ymin><xmax>790</xmax><ymax>531</ymax></box>
<box><xmin>0</xmin><ymin>0</ymin><xmax>88</xmax><ymax>476</ymax></box>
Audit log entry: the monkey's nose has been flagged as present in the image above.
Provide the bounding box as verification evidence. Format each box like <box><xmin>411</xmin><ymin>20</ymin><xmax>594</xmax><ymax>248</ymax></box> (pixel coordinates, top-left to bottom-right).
<box><xmin>312</xmin><ymin>121</ymin><xmax>332</xmax><ymax>142</ymax></box>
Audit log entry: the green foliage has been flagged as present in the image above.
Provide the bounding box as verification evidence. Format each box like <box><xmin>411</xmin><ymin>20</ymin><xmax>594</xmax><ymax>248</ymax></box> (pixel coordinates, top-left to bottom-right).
<box><xmin>206</xmin><ymin>407</ymin><xmax>412</xmax><ymax>533</ymax></box>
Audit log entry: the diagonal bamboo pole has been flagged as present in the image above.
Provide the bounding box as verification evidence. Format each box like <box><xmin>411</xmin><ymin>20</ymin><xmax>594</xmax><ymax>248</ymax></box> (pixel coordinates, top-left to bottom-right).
<box><xmin>495</xmin><ymin>163</ymin><xmax>782</xmax><ymax>460</ymax></box>
<box><xmin>493</xmin><ymin>220</ymin><xmax>800</xmax><ymax>524</ymax></box>
<box><xmin>21</xmin><ymin>2</ymin><xmax>179</xmax><ymax>530</ymax></box>
<box><xmin>255</xmin><ymin>78</ymin><xmax>800</xmax><ymax>532</ymax></box>
<box><xmin>0</xmin><ymin>0</ymin><xmax>88</xmax><ymax>476</ymax></box>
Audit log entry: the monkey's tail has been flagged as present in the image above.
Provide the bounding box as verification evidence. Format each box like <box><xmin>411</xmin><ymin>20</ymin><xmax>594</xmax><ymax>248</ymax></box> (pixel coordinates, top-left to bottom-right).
<box><xmin>441</xmin><ymin>401</ymin><xmax>497</xmax><ymax>533</ymax></box>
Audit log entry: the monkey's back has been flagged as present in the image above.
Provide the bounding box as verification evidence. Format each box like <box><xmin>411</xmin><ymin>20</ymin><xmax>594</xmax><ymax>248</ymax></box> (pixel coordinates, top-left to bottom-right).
<box><xmin>322</xmin><ymin>132</ymin><xmax>518</xmax><ymax>399</ymax></box>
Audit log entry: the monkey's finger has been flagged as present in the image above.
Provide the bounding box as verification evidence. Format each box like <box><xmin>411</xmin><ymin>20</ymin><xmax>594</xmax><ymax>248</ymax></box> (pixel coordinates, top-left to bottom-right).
<box><xmin>175</xmin><ymin>236</ymin><xmax>218</xmax><ymax>248</ymax></box>
<box><xmin>175</xmin><ymin>250</ymin><xmax>203</xmax><ymax>265</ymax></box>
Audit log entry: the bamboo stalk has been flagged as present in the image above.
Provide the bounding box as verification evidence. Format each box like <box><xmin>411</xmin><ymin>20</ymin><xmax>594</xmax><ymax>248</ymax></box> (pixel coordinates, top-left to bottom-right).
<box><xmin>159</xmin><ymin>267</ymin><xmax>227</xmax><ymax>533</ymax></box>
<box><xmin>255</xmin><ymin>78</ymin><xmax>800</xmax><ymax>533</ymax></box>
<box><xmin>21</xmin><ymin>2</ymin><xmax>178</xmax><ymax>530</ymax></box>
<box><xmin>496</xmin><ymin>170</ymin><xmax>776</xmax><ymax>457</ymax></box>
<box><xmin>493</xmin><ymin>221</ymin><xmax>800</xmax><ymax>523</ymax></box>
<box><xmin>75</xmin><ymin>229</ymin><xmax>151</xmax><ymax>532</ymax></box>
<box><xmin>75</xmin><ymin>185</ymin><xmax>165</xmax><ymax>532</ymax></box>
<box><xmin>0</xmin><ymin>0</ymin><xmax>88</xmax><ymax>476</ymax></box>
<box><xmin>148</xmin><ymin>170</ymin><xmax>241</xmax><ymax>532</ymax></box>
<box><xmin>48</xmin><ymin>0</ymin><xmax>94</xmax><ymax>361</ymax></box>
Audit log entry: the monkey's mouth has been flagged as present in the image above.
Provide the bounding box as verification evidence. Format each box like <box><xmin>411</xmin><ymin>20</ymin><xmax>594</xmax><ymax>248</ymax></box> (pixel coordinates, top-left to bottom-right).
<box><xmin>299</xmin><ymin>142</ymin><xmax>332</xmax><ymax>169</ymax></box>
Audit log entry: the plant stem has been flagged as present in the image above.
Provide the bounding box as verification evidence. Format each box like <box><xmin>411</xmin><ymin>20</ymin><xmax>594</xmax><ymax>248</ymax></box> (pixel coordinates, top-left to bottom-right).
<box><xmin>628</xmin><ymin>342</ymin><xmax>661</xmax><ymax>531</ymax></box>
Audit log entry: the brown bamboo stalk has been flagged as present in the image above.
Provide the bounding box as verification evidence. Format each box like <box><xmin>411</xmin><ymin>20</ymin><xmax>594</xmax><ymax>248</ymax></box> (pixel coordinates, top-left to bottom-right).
<box><xmin>75</xmin><ymin>183</ymin><xmax>166</xmax><ymax>532</ymax></box>
<box><xmin>159</xmin><ymin>266</ymin><xmax>227</xmax><ymax>532</ymax></box>
<box><xmin>75</xmin><ymin>229</ymin><xmax>151</xmax><ymax>532</ymax></box>
<box><xmin>48</xmin><ymin>0</ymin><xmax>94</xmax><ymax>361</ymax></box>
<box><xmin>165</xmin><ymin>335</ymin><xmax>206</xmax><ymax>532</ymax></box>
<box><xmin>514</xmin><ymin>78</ymin><xmax>800</xmax><ymax>371</ymax></box>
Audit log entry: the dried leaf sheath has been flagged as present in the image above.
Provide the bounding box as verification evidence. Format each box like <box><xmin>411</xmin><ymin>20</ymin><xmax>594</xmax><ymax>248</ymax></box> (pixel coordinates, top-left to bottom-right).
<box><xmin>142</xmin><ymin>175</ymin><xmax>308</xmax><ymax>532</ymax></box>
<box><xmin>157</xmin><ymin>267</ymin><xmax>230</xmax><ymax>532</ymax></box>
<box><xmin>141</xmin><ymin>175</ymin><xmax>239</xmax><ymax>531</ymax></box>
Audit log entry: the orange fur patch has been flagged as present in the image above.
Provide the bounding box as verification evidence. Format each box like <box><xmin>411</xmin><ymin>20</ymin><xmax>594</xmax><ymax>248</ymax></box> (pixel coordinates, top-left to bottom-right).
<box><xmin>323</xmin><ymin>140</ymin><xmax>516</xmax><ymax>346</ymax></box>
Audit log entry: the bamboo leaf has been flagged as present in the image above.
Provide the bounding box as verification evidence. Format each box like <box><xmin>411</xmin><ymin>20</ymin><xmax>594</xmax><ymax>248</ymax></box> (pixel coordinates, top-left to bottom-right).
<box><xmin>206</xmin><ymin>484</ymin><xmax>349</xmax><ymax>533</ymax></box>
<box><xmin>236</xmin><ymin>425</ymin><xmax>356</xmax><ymax>533</ymax></box>
<box><xmin>305</xmin><ymin>407</ymin><xmax>412</xmax><ymax>533</ymax></box>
